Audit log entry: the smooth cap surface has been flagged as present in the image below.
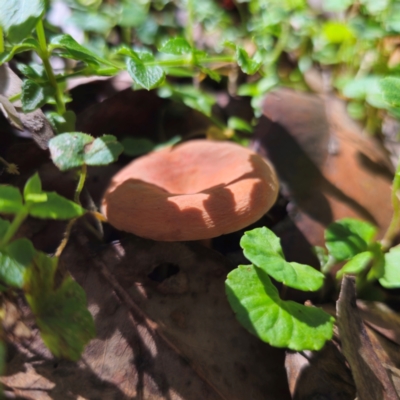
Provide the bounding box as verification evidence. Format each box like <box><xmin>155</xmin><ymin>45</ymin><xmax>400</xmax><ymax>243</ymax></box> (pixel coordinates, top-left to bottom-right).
<box><xmin>102</xmin><ymin>140</ymin><xmax>279</xmax><ymax>241</ymax></box>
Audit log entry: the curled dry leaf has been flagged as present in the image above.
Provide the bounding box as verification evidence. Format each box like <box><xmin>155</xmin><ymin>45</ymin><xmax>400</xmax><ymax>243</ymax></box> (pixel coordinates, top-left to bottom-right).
<box><xmin>251</xmin><ymin>89</ymin><xmax>393</xmax><ymax>264</ymax></box>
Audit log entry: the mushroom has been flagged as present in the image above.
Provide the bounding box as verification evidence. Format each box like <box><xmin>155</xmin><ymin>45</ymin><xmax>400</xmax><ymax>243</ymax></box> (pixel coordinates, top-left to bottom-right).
<box><xmin>101</xmin><ymin>139</ymin><xmax>279</xmax><ymax>241</ymax></box>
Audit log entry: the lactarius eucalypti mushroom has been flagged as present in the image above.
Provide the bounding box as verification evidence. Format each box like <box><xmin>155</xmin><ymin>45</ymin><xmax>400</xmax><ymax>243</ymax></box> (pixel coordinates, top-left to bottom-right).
<box><xmin>101</xmin><ymin>139</ymin><xmax>279</xmax><ymax>241</ymax></box>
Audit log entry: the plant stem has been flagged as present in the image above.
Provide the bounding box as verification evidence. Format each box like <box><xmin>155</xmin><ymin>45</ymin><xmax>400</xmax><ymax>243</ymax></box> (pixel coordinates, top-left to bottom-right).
<box><xmin>36</xmin><ymin>19</ymin><xmax>66</xmax><ymax>115</ymax></box>
<box><xmin>186</xmin><ymin>0</ymin><xmax>195</xmax><ymax>47</ymax></box>
<box><xmin>0</xmin><ymin>27</ymin><xmax>4</xmax><ymax>54</ymax></box>
<box><xmin>381</xmin><ymin>165</ymin><xmax>400</xmax><ymax>251</ymax></box>
<box><xmin>55</xmin><ymin>164</ymin><xmax>88</xmax><ymax>257</ymax></box>
<box><xmin>74</xmin><ymin>164</ymin><xmax>87</xmax><ymax>205</ymax></box>
<box><xmin>144</xmin><ymin>55</ymin><xmax>235</xmax><ymax>68</ymax></box>
<box><xmin>0</xmin><ymin>210</ymin><xmax>29</xmax><ymax>248</ymax></box>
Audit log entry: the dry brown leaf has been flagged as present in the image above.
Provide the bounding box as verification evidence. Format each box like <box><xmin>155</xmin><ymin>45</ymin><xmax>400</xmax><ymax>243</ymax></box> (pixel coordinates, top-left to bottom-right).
<box><xmin>2</xmin><ymin>234</ymin><xmax>291</xmax><ymax>399</ymax></box>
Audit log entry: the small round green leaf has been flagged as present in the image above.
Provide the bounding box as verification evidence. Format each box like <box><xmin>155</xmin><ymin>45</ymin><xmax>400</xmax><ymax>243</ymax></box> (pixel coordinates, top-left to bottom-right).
<box><xmin>49</xmin><ymin>133</ymin><xmax>123</xmax><ymax>171</ymax></box>
<box><xmin>336</xmin><ymin>251</ymin><xmax>374</xmax><ymax>279</ymax></box>
<box><xmin>50</xmin><ymin>34</ymin><xmax>112</xmax><ymax>66</ymax></box>
<box><xmin>84</xmin><ymin>135</ymin><xmax>124</xmax><ymax>166</ymax></box>
<box><xmin>0</xmin><ymin>185</ymin><xmax>24</xmax><ymax>214</ymax></box>
<box><xmin>126</xmin><ymin>56</ymin><xmax>165</xmax><ymax>90</ymax></box>
<box><xmin>49</xmin><ymin>132</ymin><xmax>93</xmax><ymax>171</ymax></box>
<box><xmin>381</xmin><ymin>77</ymin><xmax>400</xmax><ymax>109</ymax></box>
<box><xmin>226</xmin><ymin>265</ymin><xmax>334</xmax><ymax>351</ymax></box>
<box><xmin>0</xmin><ymin>0</ymin><xmax>45</xmax><ymax>43</ymax></box>
<box><xmin>0</xmin><ymin>238</ymin><xmax>34</xmax><ymax>287</ymax></box>
<box><xmin>159</xmin><ymin>37</ymin><xmax>192</xmax><ymax>55</ymax></box>
<box><xmin>380</xmin><ymin>246</ymin><xmax>400</xmax><ymax>289</ymax></box>
<box><xmin>236</xmin><ymin>47</ymin><xmax>262</xmax><ymax>75</ymax></box>
<box><xmin>241</xmin><ymin>227</ymin><xmax>324</xmax><ymax>291</ymax></box>
<box><xmin>29</xmin><ymin>192</ymin><xmax>85</xmax><ymax>220</ymax></box>
<box><xmin>23</xmin><ymin>173</ymin><xmax>42</xmax><ymax>199</ymax></box>
<box><xmin>325</xmin><ymin>218</ymin><xmax>377</xmax><ymax>261</ymax></box>
<box><xmin>21</xmin><ymin>79</ymin><xmax>55</xmax><ymax>113</ymax></box>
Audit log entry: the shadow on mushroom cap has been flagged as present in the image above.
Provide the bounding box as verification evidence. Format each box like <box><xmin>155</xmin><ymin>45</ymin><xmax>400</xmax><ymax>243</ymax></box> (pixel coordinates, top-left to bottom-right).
<box><xmin>102</xmin><ymin>142</ymin><xmax>279</xmax><ymax>241</ymax></box>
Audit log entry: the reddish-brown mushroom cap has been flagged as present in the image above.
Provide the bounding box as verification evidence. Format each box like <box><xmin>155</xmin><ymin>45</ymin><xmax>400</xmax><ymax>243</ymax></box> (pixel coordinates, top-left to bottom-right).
<box><xmin>101</xmin><ymin>139</ymin><xmax>279</xmax><ymax>241</ymax></box>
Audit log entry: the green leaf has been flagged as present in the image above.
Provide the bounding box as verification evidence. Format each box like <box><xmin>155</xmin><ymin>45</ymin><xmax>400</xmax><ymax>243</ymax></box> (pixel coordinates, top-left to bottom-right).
<box><xmin>226</xmin><ymin>265</ymin><xmax>334</xmax><ymax>351</ymax></box>
<box><xmin>0</xmin><ymin>238</ymin><xmax>34</xmax><ymax>287</ymax></box>
<box><xmin>46</xmin><ymin>110</ymin><xmax>76</xmax><ymax>134</ymax></box>
<box><xmin>227</xmin><ymin>117</ymin><xmax>252</xmax><ymax>133</ymax></box>
<box><xmin>381</xmin><ymin>77</ymin><xmax>400</xmax><ymax>109</ymax></box>
<box><xmin>159</xmin><ymin>37</ymin><xmax>192</xmax><ymax>55</ymax></box>
<box><xmin>126</xmin><ymin>54</ymin><xmax>165</xmax><ymax>90</ymax></box>
<box><xmin>25</xmin><ymin>252</ymin><xmax>95</xmax><ymax>361</ymax></box>
<box><xmin>121</xmin><ymin>137</ymin><xmax>155</xmax><ymax>156</ymax></box>
<box><xmin>0</xmin><ymin>38</ymin><xmax>40</xmax><ymax>64</ymax></box>
<box><xmin>49</xmin><ymin>132</ymin><xmax>123</xmax><ymax>171</ymax></box>
<box><xmin>0</xmin><ymin>186</ymin><xmax>24</xmax><ymax>214</ymax></box>
<box><xmin>50</xmin><ymin>34</ymin><xmax>112</xmax><ymax>66</ymax></box>
<box><xmin>84</xmin><ymin>135</ymin><xmax>124</xmax><ymax>166</ymax></box>
<box><xmin>21</xmin><ymin>79</ymin><xmax>55</xmax><ymax>113</ymax></box>
<box><xmin>322</xmin><ymin>22</ymin><xmax>355</xmax><ymax>44</ymax></box>
<box><xmin>336</xmin><ymin>251</ymin><xmax>373</xmax><ymax>279</ymax></box>
<box><xmin>29</xmin><ymin>193</ymin><xmax>85</xmax><ymax>220</ymax></box>
<box><xmin>380</xmin><ymin>246</ymin><xmax>400</xmax><ymax>288</ymax></box>
<box><xmin>241</xmin><ymin>227</ymin><xmax>324</xmax><ymax>291</ymax></box>
<box><xmin>158</xmin><ymin>85</ymin><xmax>216</xmax><ymax>117</ymax></box>
<box><xmin>23</xmin><ymin>173</ymin><xmax>42</xmax><ymax>198</ymax></box>
<box><xmin>48</xmin><ymin>132</ymin><xmax>93</xmax><ymax>171</ymax></box>
<box><xmin>0</xmin><ymin>0</ymin><xmax>45</xmax><ymax>43</ymax></box>
<box><xmin>325</xmin><ymin>218</ymin><xmax>377</xmax><ymax>261</ymax></box>
<box><xmin>236</xmin><ymin>47</ymin><xmax>262</xmax><ymax>75</ymax></box>
<box><xmin>0</xmin><ymin>218</ymin><xmax>11</xmax><ymax>239</ymax></box>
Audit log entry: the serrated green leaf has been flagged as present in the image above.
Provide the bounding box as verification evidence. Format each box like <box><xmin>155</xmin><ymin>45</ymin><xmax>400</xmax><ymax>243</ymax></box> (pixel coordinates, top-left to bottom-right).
<box><xmin>21</xmin><ymin>79</ymin><xmax>55</xmax><ymax>113</ymax></box>
<box><xmin>49</xmin><ymin>132</ymin><xmax>122</xmax><ymax>171</ymax></box>
<box><xmin>0</xmin><ymin>186</ymin><xmax>24</xmax><ymax>214</ymax></box>
<box><xmin>84</xmin><ymin>135</ymin><xmax>124</xmax><ymax>166</ymax></box>
<box><xmin>0</xmin><ymin>38</ymin><xmax>40</xmax><ymax>65</ymax></box>
<box><xmin>159</xmin><ymin>37</ymin><xmax>192</xmax><ymax>55</ymax></box>
<box><xmin>336</xmin><ymin>251</ymin><xmax>373</xmax><ymax>279</ymax></box>
<box><xmin>29</xmin><ymin>192</ymin><xmax>85</xmax><ymax>220</ymax></box>
<box><xmin>49</xmin><ymin>132</ymin><xmax>93</xmax><ymax>171</ymax></box>
<box><xmin>241</xmin><ymin>227</ymin><xmax>324</xmax><ymax>291</ymax></box>
<box><xmin>226</xmin><ymin>265</ymin><xmax>334</xmax><ymax>351</ymax></box>
<box><xmin>25</xmin><ymin>252</ymin><xmax>95</xmax><ymax>361</ymax></box>
<box><xmin>380</xmin><ymin>246</ymin><xmax>400</xmax><ymax>288</ymax></box>
<box><xmin>0</xmin><ymin>0</ymin><xmax>45</xmax><ymax>43</ymax></box>
<box><xmin>50</xmin><ymin>34</ymin><xmax>112</xmax><ymax>66</ymax></box>
<box><xmin>236</xmin><ymin>47</ymin><xmax>262</xmax><ymax>75</ymax></box>
<box><xmin>325</xmin><ymin>218</ymin><xmax>377</xmax><ymax>261</ymax></box>
<box><xmin>126</xmin><ymin>55</ymin><xmax>165</xmax><ymax>90</ymax></box>
<box><xmin>0</xmin><ymin>238</ymin><xmax>34</xmax><ymax>287</ymax></box>
<box><xmin>381</xmin><ymin>77</ymin><xmax>400</xmax><ymax>109</ymax></box>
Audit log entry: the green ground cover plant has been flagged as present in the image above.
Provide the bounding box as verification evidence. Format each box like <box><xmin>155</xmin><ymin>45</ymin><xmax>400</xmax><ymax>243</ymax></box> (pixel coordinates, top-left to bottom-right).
<box><xmin>1</xmin><ymin>0</ymin><xmax>400</xmax><ymax>388</ymax></box>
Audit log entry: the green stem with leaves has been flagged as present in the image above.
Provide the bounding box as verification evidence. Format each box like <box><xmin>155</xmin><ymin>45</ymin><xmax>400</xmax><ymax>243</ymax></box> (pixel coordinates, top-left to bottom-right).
<box><xmin>36</xmin><ymin>19</ymin><xmax>66</xmax><ymax>115</ymax></box>
<box><xmin>0</xmin><ymin>26</ymin><xmax>4</xmax><ymax>54</ymax></box>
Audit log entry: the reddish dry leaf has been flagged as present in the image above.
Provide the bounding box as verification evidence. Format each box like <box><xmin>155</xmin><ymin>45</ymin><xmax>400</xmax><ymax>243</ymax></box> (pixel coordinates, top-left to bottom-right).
<box><xmin>252</xmin><ymin>89</ymin><xmax>393</xmax><ymax>263</ymax></box>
